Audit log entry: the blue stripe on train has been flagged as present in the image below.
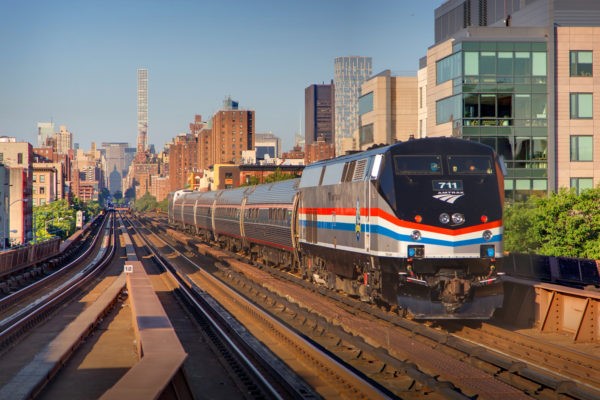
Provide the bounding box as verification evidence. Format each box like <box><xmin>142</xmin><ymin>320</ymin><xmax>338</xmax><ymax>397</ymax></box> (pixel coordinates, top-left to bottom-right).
<box><xmin>299</xmin><ymin>220</ymin><xmax>502</xmax><ymax>247</ymax></box>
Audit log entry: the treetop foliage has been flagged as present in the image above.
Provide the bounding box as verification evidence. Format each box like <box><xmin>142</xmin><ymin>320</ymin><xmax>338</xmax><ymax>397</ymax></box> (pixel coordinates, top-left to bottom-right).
<box><xmin>504</xmin><ymin>187</ymin><xmax>600</xmax><ymax>259</ymax></box>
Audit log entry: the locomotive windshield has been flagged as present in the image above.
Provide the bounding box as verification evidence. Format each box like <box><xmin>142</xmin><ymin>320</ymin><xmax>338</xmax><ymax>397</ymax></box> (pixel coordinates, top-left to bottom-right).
<box><xmin>448</xmin><ymin>155</ymin><xmax>494</xmax><ymax>175</ymax></box>
<box><xmin>394</xmin><ymin>155</ymin><xmax>442</xmax><ymax>175</ymax></box>
<box><xmin>394</xmin><ymin>154</ymin><xmax>495</xmax><ymax>176</ymax></box>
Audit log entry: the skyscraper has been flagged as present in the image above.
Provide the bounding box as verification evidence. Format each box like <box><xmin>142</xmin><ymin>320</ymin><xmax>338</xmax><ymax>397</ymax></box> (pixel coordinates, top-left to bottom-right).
<box><xmin>55</xmin><ymin>125</ymin><xmax>73</xmax><ymax>154</ymax></box>
<box><xmin>305</xmin><ymin>82</ymin><xmax>334</xmax><ymax>147</ymax></box>
<box><xmin>334</xmin><ymin>56</ymin><xmax>372</xmax><ymax>156</ymax></box>
<box><xmin>102</xmin><ymin>142</ymin><xmax>129</xmax><ymax>195</ymax></box>
<box><xmin>137</xmin><ymin>68</ymin><xmax>148</xmax><ymax>157</ymax></box>
<box><xmin>37</xmin><ymin>122</ymin><xmax>54</xmax><ymax>147</ymax></box>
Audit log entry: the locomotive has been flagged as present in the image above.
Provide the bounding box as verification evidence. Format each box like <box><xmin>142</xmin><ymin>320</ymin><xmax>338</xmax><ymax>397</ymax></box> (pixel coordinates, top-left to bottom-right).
<box><xmin>168</xmin><ymin>137</ymin><xmax>505</xmax><ymax>318</ymax></box>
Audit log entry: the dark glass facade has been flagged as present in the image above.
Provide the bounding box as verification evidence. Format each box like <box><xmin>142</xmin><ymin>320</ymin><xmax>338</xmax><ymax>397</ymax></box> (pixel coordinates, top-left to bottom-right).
<box><xmin>305</xmin><ymin>83</ymin><xmax>334</xmax><ymax>146</ymax></box>
<box><xmin>435</xmin><ymin>41</ymin><xmax>548</xmax><ymax>201</ymax></box>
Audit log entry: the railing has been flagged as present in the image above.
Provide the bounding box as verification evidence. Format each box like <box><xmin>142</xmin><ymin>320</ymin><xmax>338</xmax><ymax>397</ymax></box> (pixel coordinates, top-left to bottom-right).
<box><xmin>0</xmin><ymin>238</ymin><xmax>60</xmax><ymax>279</ymax></box>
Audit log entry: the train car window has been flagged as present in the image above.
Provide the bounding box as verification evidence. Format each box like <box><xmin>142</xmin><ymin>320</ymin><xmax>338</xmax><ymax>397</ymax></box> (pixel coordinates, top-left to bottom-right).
<box><xmin>448</xmin><ymin>155</ymin><xmax>494</xmax><ymax>174</ymax></box>
<box><xmin>321</xmin><ymin>163</ymin><xmax>345</xmax><ymax>185</ymax></box>
<box><xmin>299</xmin><ymin>166</ymin><xmax>323</xmax><ymax>188</ymax></box>
<box><xmin>394</xmin><ymin>155</ymin><xmax>443</xmax><ymax>175</ymax></box>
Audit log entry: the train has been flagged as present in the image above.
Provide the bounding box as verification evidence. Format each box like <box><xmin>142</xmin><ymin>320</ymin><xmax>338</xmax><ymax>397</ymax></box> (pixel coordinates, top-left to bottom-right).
<box><xmin>168</xmin><ymin>137</ymin><xmax>505</xmax><ymax>319</ymax></box>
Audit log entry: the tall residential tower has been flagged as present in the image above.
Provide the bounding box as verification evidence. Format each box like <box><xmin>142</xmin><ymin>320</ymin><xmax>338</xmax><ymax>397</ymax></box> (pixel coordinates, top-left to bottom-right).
<box><xmin>137</xmin><ymin>68</ymin><xmax>148</xmax><ymax>158</ymax></box>
<box><xmin>334</xmin><ymin>56</ymin><xmax>372</xmax><ymax>155</ymax></box>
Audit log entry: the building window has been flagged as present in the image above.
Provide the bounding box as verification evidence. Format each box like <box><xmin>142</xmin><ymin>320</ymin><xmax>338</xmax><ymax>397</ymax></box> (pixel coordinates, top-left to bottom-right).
<box><xmin>358</xmin><ymin>92</ymin><xmax>374</xmax><ymax>115</ymax></box>
<box><xmin>570</xmin><ymin>178</ymin><xmax>593</xmax><ymax>194</ymax></box>
<box><xmin>570</xmin><ymin>51</ymin><xmax>593</xmax><ymax>77</ymax></box>
<box><xmin>17</xmin><ymin>153</ymin><xmax>23</xmax><ymax>164</ymax></box>
<box><xmin>570</xmin><ymin>136</ymin><xmax>593</xmax><ymax>161</ymax></box>
<box><xmin>436</xmin><ymin>94</ymin><xmax>461</xmax><ymax>125</ymax></box>
<box><xmin>570</xmin><ymin>93</ymin><xmax>593</xmax><ymax>118</ymax></box>
<box><xmin>40</xmin><ymin>187</ymin><xmax>45</xmax><ymax>195</ymax></box>
<box><xmin>464</xmin><ymin>51</ymin><xmax>479</xmax><ymax>75</ymax></box>
<box><xmin>532</xmin><ymin>52</ymin><xmax>547</xmax><ymax>77</ymax></box>
<box><xmin>40</xmin><ymin>175</ymin><xmax>45</xmax><ymax>183</ymax></box>
<box><xmin>359</xmin><ymin>123</ymin><xmax>374</xmax><ymax>145</ymax></box>
<box><xmin>436</xmin><ymin>52</ymin><xmax>461</xmax><ymax>84</ymax></box>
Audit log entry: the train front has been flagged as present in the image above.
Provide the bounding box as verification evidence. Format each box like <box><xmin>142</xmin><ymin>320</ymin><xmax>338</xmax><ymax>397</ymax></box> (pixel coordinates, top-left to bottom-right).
<box><xmin>381</xmin><ymin>138</ymin><xmax>504</xmax><ymax>319</ymax></box>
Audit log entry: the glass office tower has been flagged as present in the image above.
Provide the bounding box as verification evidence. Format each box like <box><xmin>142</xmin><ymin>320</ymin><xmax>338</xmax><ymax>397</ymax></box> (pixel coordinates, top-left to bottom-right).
<box><xmin>334</xmin><ymin>56</ymin><xmax>372</xmax><ymax>156</ymax></box>
<box><xmin>435</xmin><ymin>41</ymin><xmax>548</xmax><ymax>201</ymax></box>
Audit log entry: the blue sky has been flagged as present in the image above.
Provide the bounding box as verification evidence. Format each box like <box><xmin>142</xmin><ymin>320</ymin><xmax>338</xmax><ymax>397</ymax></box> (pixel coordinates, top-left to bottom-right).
<box><xmin>0</xmin><ymin>0</ymin><xmax>442</xmax><ymax>152</ymax></box>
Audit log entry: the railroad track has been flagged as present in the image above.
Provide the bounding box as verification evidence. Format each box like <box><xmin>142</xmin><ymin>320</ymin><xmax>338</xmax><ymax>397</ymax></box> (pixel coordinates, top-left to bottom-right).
<box><xmin>0</xmin><ymin>214</ymin><xmax>112</xmax><ymax>351</ymax></box>
<box><xmin>0</xmin><ymin>213</ymin><xmax>124</xmax><ymax>399</ymax></box>
<box><xmin>138</xmin><ymin>213</ymin><xmax>600</xmax><ymax>400</ymax></box>
<box><xmin>129</xmin><ymin>215</ymin><xmax>397</xmax><ymax>399</ymax></box>
<box><xmin>444</xmin><ymin>321</ymin><xmax>600</xmax><ymax>397</ymax></box>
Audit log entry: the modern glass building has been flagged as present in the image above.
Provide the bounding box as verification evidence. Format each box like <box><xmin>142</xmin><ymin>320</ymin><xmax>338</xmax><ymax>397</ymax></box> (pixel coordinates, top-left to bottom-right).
<box><xmin>305</xmin><ymin>83</ymin><xmax>334</xmax><ymax>147</ymax></box>
<box><xmin>425</xmin><ymin>0</ymin><xmax>600</xmax><ymax>201</ymax></box>
<box><xmin>334</xmin><ymin>56</ymin><xmax>372</xmax><ymax>156</ymax></box>
<box><xmin>434</xmin><ymin>39</ymin><xmax>548</xmax><ymax>200</ymax></box>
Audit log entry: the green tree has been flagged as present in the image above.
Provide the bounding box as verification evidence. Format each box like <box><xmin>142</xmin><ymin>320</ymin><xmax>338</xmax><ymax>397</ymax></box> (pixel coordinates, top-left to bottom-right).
<box><xmin>157</xmin><ymin>198</ymin><xmax>168</xmax><ymax>212</ymax></box>
<box><xmin>240</xmin><ymin>175</ymin><xmax>261</xmax><ymax>186</ymax></box>
<box><xmin>504</xmin><ymin>187</ymin><xmax>600</xmax><ymax>258</ymax></box>
<box><xmin>503</xmin><ymin>197</ymin><xmax>540</xmax><ymax>253</ymax></box>
<box><xmin>132</xmin><ymin>192</ymin><xmax>158</xmax><ymax>212</ymax></box>
<box><xmin>33</xmin><ymin>199</ymin><xmax>76</xmax><ymax>241</ymax></box>
<box><xmin>124</xmin><ymin>187</ymin><xmax>136</xmax><ymax>202</ymax></box>
<box><xmin>264</xmin><ymin>168</ymin><xmax>298</xmax><ymax>183</ymax></box>
<box><xmin>98</xmin><ymin>187</ymin><xmax>111</xmax><ymax>206</ymax></box>
<box><xmin>532</xmin><ymin>188</ymin><xmax>600</xmax><ymax>258</ymax></box>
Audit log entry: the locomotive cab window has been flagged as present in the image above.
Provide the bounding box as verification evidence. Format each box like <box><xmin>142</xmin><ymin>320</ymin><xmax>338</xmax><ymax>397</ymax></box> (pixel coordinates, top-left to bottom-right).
<box><xmin>448</xmin><ymin>155</ymin><xmax>494</xmax><ymax>174</ymax></box>
<box><xmin>394</xmin><ymin>155</ymin><xmax>443</xmax><ymax>175</ymax></box>
<box><xmin>321</xmin><ymin>162</ymin><xmax>345</xmax><ymax>185</ymax></box>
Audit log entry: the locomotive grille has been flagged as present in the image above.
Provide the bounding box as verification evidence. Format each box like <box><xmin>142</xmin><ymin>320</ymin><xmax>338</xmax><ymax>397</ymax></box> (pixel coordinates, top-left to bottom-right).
<box><xmin>352</xmin><ymin>159</ymin><xmax>367</xmax><ymax>181</ymax></box>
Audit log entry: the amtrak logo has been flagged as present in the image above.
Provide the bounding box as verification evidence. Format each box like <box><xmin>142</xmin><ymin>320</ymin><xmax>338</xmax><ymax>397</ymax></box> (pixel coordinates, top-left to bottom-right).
<box><xmin>433</xmin><ymin>193</ymin><xmax>464</xmax><ymax>204</ymax></box>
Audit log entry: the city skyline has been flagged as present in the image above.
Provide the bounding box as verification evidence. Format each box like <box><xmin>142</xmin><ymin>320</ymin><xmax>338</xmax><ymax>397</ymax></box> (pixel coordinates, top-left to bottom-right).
<box><xmin>0</xmin><ymin>0</ymin><xmax>440</xmax><ymax>152</ymax></box>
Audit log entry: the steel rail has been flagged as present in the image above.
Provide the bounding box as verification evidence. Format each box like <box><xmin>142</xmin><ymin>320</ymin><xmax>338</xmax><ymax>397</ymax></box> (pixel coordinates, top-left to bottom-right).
<box><xmin>127</xmin><ymin>217</ymin><xmax>391</xmax><ymax>399</ymax></box>
<box><xmin>0</xmin><ymin>214</ymin><xmax>116</xmax><ymax>347</ymax></box>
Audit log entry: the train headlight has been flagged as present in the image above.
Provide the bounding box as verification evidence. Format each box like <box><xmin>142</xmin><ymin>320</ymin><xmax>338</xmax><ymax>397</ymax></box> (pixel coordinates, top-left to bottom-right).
<box><xmin>482</xmin><ymin>230</ymin><xmax>493</xmax><ymax>241</ymax></box>
<box><xmin>408</xmin><ymin>245</ymin><xmax>424</xmax><ymax>258</ymax></box>
<box><xmin>410</xmin><ymin>230</ymin><xmax>422</xmax><ymax>241</ymax></box>
<box><xmin>480</xmin><ymin>244</ymin><xmax>495</xmax><ymax>258</ymax></box>
<box><xmin>451</xmin><ymin>213</ymin><xmax>465</xmax><ymax>225</ymax></box>
<box><xmin>439</xmin><ymin>213</ymin><xmax>450</xmax><ymax>224</ymax></box>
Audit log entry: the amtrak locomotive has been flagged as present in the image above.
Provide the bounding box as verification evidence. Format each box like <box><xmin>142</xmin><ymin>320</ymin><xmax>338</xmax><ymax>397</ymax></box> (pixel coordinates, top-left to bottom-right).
<box><xmin>168</xmin><ymin>137</ymin><xmax>505</xmax><ymax>318</ymax></box>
